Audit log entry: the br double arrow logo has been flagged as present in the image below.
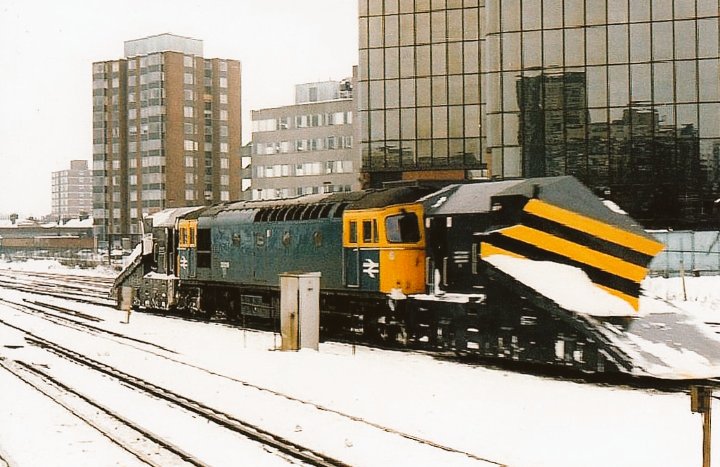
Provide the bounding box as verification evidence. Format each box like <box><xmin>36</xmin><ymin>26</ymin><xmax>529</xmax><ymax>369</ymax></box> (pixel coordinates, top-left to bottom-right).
<box><xmin>363</xmin><ymin>258</ymin><xmax>379</xmax><ymax>278</ymax></box>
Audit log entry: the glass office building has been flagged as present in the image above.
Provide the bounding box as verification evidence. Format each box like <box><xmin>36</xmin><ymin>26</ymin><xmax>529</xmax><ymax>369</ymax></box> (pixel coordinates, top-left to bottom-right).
<box><xmin>358</xmin><ymin>0</ymin><xmax>487</xmax><ymax>186</ymax></box>
<box><xmin>359</xmin><ymin>0</ymin><xmax>720</xmax><ymax>227</ymax></box>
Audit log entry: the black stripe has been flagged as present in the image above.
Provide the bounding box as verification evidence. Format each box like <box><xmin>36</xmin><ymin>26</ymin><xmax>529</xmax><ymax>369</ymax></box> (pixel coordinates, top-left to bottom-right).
<box><xmin>522</xmin><ymin>212</ymin><xmax>654</xmax><ymax>268</ymax></box>
<box><xmin>484</xmin><ymin>233</ymin><xmax>641</xmax><ymax>299</ymax></box>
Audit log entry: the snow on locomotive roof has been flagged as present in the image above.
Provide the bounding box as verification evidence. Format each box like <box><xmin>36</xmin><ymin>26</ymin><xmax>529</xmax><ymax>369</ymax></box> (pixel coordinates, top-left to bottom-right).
<box><xmin>221</xmin><ymin>193</ymin><xmax>334</xmax><ymax>211</ymax></box>
<box><xmin>420</xmin><ymin>179</ymin><xmax>522</xmax><ymax>215</ymax></box>
<box><xmin>422</xmin><ymin>176</ymin><xmax>651</xmax><ymax>238</ymax></box>
<box><xmin>149</xmin><ymin>206</ymin><xmax>205</xmax><ymax>227</ymax></box>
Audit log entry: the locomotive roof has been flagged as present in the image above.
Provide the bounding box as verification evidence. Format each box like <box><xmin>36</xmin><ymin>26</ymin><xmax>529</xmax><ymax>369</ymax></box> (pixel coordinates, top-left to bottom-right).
<box><xmin>420</xmin><ymin>179</ymin><xmax>523</xmax><ymax>215</ymax></box>
<box><xmin>343</xmin><ymin>186</ymin><xmax>437</xmax><ymax>209</ymax></box>
<box><xmin>422</xmin><ymin>176</ymin><xmax>651</xmax><ymax>237</ymax></box>
<box><xmin>192</xmin><ymin>186</ymin><xmax>436</xmax><ymax>219</ymax></box>
<box><xmin>149</xmin><ymin>206</ymin><xmax>205</xmax><ymax>227</ymax></box>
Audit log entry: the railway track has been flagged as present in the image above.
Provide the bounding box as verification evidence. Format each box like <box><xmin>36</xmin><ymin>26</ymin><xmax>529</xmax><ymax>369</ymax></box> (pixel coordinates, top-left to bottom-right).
<box><xmin>0</xmin><ymin>280</ymin><xmax>500</xmax><ymax>466</ymax></box>
<box><xmin>0</xmin><ymin>359</ymin><xmax>202</xmax><ymax>467</ymax></box>
<box><xmin>3</xmin><ymin>266</ymin><xmax>719</xmax><ymax>393</ymax></box>
<box><xmin>0</xmin><ymin>269</ymin><xmax>115</xmax><ymax>306</ymax></box>
<box><xmin>3</xmin><ymin>330</ymin><xmax>346</xmax><ymax>466</ymax></box>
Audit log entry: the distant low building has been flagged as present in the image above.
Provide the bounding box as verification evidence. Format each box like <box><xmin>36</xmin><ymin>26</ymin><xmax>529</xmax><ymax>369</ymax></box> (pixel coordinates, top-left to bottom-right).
<box><xmin>0</xmin><ymin>216</ymin><xmax>95</xmax><ymax>263</ymax></box>
<box><xmin>0</xmin><ymin>216</ymin><xmax>94</xmax><ymax>238</ymax></box>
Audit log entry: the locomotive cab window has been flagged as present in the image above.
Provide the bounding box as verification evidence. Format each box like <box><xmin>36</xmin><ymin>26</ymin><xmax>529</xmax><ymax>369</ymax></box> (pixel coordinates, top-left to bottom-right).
<box><xmin>385</xmin><ymin>211</ymin><xmax>420</xmax><ymax>243</ymax></box>
<box><xmin>349</xmin><ymin>220</ymin><xmax>357</xmax><ymax>243</ymax></box>
<box><xmin>178</xmin><ymin>222</ymin><xmax>197</xmax><ymax>248</ymax></box>
<box><xmin>362</xmin><ymin>219</ymin><xmax>378</xmax><ymax>243</ymax></box>
<box><xmin>197</xmin><ymin>228</ymin><xmax>211</xmax><ymax>268</ymax></box>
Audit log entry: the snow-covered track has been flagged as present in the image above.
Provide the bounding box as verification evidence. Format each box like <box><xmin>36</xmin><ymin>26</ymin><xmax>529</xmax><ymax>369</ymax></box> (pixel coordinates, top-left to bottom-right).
<box><xmin>17</xmin><ymin>331</ymin><xmax>350</xmax><ymax>467</ymax></box>
<box><xmin>0</xmin><ymin>297</ymin><xmax>177</xmax><ymax>354</ymax></box>
<box><xmin>0</xmin><ymin>269</ymin><xmax>115</xmax><ymax>306</ymax></box>
<box><xmin>0</xmin><ymin>296</ymin><xmax>502</xmax><ymax>465</ymax></box>
<box><xmin>0</xmin><ymin>359</ymin><xmax>202</xmax><ymax>467</ymax></box>
<box><xmin>0</xmin><ymin>303</ymin><xmax>351</xmax><ymax>466</ymax></box>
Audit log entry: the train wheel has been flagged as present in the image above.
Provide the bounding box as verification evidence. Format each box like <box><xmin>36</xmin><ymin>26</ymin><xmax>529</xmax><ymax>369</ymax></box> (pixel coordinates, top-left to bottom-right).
<box><xmin>198</xmin><ymin>291</ymin><xmax>216</xmax><ymax>321</ymax></box>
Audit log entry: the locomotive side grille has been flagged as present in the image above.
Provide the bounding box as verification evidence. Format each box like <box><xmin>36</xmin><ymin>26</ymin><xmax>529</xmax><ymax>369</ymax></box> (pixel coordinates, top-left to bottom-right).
<box><xmin>481</xmin><ymin>199</ymin><xmax>664</xmax><ymax>311</ymax></box>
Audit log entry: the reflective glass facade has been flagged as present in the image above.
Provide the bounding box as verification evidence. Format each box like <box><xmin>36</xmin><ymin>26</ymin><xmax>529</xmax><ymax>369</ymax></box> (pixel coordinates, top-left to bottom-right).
<box><xmin>358</xmin><ymin>0</ymin><xmax>487</xmax><ymax>184</ymax></box>
<box><xmin>360</xmin><ymin>0</ymin><xmax>720</xmax><ymax>227</ymax></box>
<box><xmin>484</xmin><ymin>0</ymin><xmax>720</xmax><ymax>226</ymax></box>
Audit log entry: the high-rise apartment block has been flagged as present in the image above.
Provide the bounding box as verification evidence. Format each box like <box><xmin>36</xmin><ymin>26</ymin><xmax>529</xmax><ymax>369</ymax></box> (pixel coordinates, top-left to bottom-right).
<box><xmin>51</xmin><ymin>160</ymin><xmax>93</xmax><ymax>221</ymax></box>
<box><xmin>250</xmin><ymin>77</ymin><xmax>359</xmax><ymax>200</ymax></box>
<box><xmin>359</xmin><ymin>0</ymin><xmax>720</xmax><ymax>227</ymax></box>
<box><xmin>92</xmin><ymin>33</ymin><xmax>241</xmax><ymax>246</ymax></box>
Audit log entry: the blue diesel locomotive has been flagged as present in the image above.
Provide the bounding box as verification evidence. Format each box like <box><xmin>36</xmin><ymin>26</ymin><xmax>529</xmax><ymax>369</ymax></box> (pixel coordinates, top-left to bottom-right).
<box><xmin>113</xmin><ymin>176</ymin><xmax>720</xmax><ymax>379</ymax></box>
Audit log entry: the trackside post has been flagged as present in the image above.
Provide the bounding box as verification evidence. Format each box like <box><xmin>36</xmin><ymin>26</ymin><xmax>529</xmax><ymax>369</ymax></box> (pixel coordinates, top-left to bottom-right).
<box><xmin>691</xmin><ymin>385</ymin><xmax>712</xmax><ymax>467</ymax></box>
<box><xmin>119</xmin><ymin>286</ymin><xmax>133</xmax><ymax>324</ymax></box>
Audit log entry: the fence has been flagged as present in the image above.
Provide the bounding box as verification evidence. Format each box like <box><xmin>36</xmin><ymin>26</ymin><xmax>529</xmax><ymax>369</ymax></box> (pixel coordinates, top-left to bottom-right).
<box><xmin>648</xmin><ymin>230</ymin><xmax>720</xmax><ymax>276</ymax></box>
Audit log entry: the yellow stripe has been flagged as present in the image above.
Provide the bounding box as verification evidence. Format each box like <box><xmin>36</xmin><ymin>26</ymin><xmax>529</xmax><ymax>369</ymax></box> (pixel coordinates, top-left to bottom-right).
<box><xmin>480</xmin><ymin>243</ymin><xmax>527</xmax><ymax>260</ymax></box>
<box><xmin>483</xmin><ymin>239</ymin><xmax>640</xmax><ymax>311</ymax></box>
<box><xmin>524</xmin><ymin>199</ymin><xmax>664</xmax><ymax>257</ymax></box>
<box><xmin>500</xmin><ymin>225</ymin><xmax>648</xmax><ymax>282</ymax></box>
<box><xmin>597</xmin><ymin>284</ymin><xmax>640</xmax><ymax>312</ymax></box>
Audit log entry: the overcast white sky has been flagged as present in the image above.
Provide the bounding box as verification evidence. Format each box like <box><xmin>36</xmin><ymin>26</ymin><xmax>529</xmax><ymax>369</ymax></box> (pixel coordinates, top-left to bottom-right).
<box><xmin>0</xmin><ymin>0</ymin><xmax>358</xmax><ymax>217</ymax></box>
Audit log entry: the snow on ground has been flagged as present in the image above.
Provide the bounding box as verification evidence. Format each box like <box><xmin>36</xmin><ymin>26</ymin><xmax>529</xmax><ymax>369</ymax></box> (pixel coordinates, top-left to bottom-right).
<box><xmin>0</xmin><ymin>258</ymin><xmax>118</xmax><ymax>278</ymax></box>
<box><xmin>1</xmin><ymin>260</ymin><xmax>720</xmax><ymax>465</ymax></box>
<box><xmin>643</xmin><ymin>274</ymin><xmax>720</xmax><ymax>320</ymax></box>
<box><xmin>0</xmin><ymin>363</ymin><xmax>144</xmax><ymax>467</ymax></box>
